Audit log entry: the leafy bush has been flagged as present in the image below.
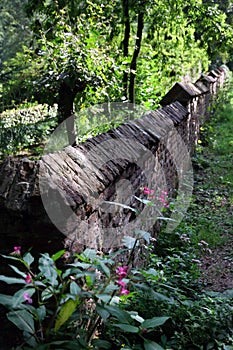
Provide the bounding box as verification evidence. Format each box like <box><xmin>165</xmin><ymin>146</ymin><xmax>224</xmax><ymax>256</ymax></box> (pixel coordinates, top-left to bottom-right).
<box><xmin>1</xmin><ymin>225</ymin><xmax>233</xmax><ymax>349</ymax></box>
<box><xmin>0</xmin><ymin>103</ymin><xmax>57</xmax><ymax>159</ymax></box>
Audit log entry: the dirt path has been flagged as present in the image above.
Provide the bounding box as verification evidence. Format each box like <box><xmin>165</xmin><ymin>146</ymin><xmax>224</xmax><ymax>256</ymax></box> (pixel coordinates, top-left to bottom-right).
<box><xmin>192</xmin><ymin>96</ymin><xmax>233</xmax><ymax>292</ymax></box>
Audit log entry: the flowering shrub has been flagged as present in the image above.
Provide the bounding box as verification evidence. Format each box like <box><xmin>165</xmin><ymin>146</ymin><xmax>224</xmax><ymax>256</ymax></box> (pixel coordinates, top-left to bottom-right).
<box><xmin>0</xmin><ymin>233</ymin><xmax>170</xmax><ymax>349</ymax></box>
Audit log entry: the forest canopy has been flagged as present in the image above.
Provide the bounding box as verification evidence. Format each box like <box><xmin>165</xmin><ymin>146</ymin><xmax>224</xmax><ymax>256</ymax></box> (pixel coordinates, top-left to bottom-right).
<box><xmin>0</xmin><ymin>0</ymin><xmax>233</xmax><ymax>126</ymax></box>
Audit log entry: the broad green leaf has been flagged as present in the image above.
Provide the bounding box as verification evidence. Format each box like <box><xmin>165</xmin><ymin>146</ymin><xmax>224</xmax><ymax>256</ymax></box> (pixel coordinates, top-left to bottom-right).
<box><xmin>103</xmin><ymin>283</ymin><xmax>118</xmax><ymax>294</ymax></box>
<box><xmin>99</xmin><ymin>261</ymin><xmax>110</xmax><ymax>277</ymax></box>
<box><xmin>41</xmin><ymin>287</ymin><xmax>54</xmax><ymax>301</ymax></box>
<box><xmin>150</xmin><ymin>290</ymin><xmax>171</xmax><ymax>302</ymax></box>
<box><xmin>141</xmin><ymin>316</ymin><xmax>169</xmax><ymax>330</ymax></box>
<box><xmin>92</xmin><ymin>339</ymin><xmax>112</xmax><ymax>349</ymax></box>
<box><xmin>35</xmin><ymin>305</ymin><xmax>46</xmax><ymax>322</ymax></box>
<box><xmin>129</xmin><ymin>311</ymin><xmax>144</xmax><ymax>323</ymax></box>
<box><xmin>144</xmin><ymin>339</ymin><xmax>164</xmax><ymax>350</ymax></box>
<box><xmin>69</xmin><ymin>262</ymin><xmax>91</xmax><ymax>269</ymax></box>
<box><xmin>23</xmin><ymin>330</ymin><xmax>38</xmax><ymax>347</ymax></box>
<box><xmin>13</xmin><ymin>288</ymin><xmax>35</xmax><ymax>308</ymax></box>
<box><xmin>7</xmin><ymin>309</ymin><xmax>35</xmax><ymax>334</ymax></box>
<box><xmin>134</xmin><ymin>229</ymin><xmax>151</xmax><ymax>243</ymax></box>
<box><xmin>122</xmin><ymin>236</ymin><xmax>138</xmax><ymax>249</ymax></box>
<box><xmin>113</xmin><ymin>323</ymin><xmax>139</xmax><ymax>333</ymax></box>
<box><xmin>0</xmin><ymin>275</ymin><xmax>25</xmax><ymax>284</ymax></box>
<box><xmin>96</xmin><ymin>294</ymin><xmax>112</xmax><ymax>303</ymax></box>
<box><xmin>46</xmin><ymin>340</ymin><xmax>85</xmax><ymax>348</ymax></box>
<box><xmin>96</xmin><ymin>305</ymin><xmax>110</xmax><ymax>322</ymax></box>
<box><xmin>52</xmin><ymin>250</ymin><xmax>65</xmax><ymax>261</ymax></box>
<box><xmin>23</xmin><ymin>253</ymin><xmax>34</xmax><ymax>267</ymax></box>
<box><xmin>104</xmin><ymin>305</ymin><xmax>131</xmax><ymax>324</ymax></box>
<box><xmin>70</xmin><ymin>281</ymin><xmax>81</xmax><ymax>295</ymax></box>
<box><xmin>39</xmin><ymin>253</ymin><xmax>58</xmax><ymax>286</ymax></box>
<box><xmin>55</xmin><ymin>298</ymin><xmax>79</xmax><ymax>332</ymax></box>
<box><xmin>0</xmin><ymin>293</ymin><xmax>15</xmax><ymax>308</ymax></box>
<box><xmin>9</xmin><ymin>264</ymin><xmax>26</xmax><ymax>278</ymax></box>
<box><xmin>82</xmin><ymin>248</ymin><xmax>97</xmax><ymax>260</ymax></box>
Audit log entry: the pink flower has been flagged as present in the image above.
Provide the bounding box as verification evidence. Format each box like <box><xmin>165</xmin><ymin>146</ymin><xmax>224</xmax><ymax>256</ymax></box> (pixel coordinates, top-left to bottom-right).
<box><xmin>119</xmin><ymin>288</ymin><xmax>130</xmax><ymax>296</ymax></box>
<box><xmin>116</xmin><ymin>266</ymin><xmax>128</xmax><ymax>279</ymax></box>
<box><xmin>13</xmin><ymin>246</ymin><xmax>21</xmax><ymax>255</ymax></box>
<box><xmin>23</xmin><ymin>293</ymin><xmax>33</xmax><ymax>304</ymax></box>
<box><xmin>25</xmin><ymin>274</ymin><xmax>32</xmax><ymax>284</ymax></box>
<box><xmin>142</xmin><ymin>187</ymin><xmax>154</xmax><ymax>195</ymax></box>
<box><xmin>117</xmin><ymin>280</ymin><xmax>127</xmax><ymax>288</ymax></box>
<box><xmin>159</xmin><ymin>190</ymin><xmax>169</xmax><ymax>207</ymax></box>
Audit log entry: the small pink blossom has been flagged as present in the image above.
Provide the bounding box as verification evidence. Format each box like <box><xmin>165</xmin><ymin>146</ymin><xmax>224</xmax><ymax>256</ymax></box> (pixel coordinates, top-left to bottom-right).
<box><xmin>119</xmin><ymin>288</ymin><xmax>130</xmax><ymax>296</ymax></box>
<box><xmin>116</xmin><ymin>266</ymin><xmax>128</xmax><ymax>279</ymax></box>
<box><xmin>142</xmin><ymin>187</ymin><xmax>154</xmax><ymax>195</ymax></box>
<box><xmin>12</xmin><ymin>246</ymin><xmax>21</xmax><ymax>255</ymax></box>
<box><xmin>25</xmin><ymin>274</ymin><xmax>32</xmax><ymax>284</ymax></box>
<box><xmin>159</xmin><ymin>190</ymin><xmax>169</xmax><ymax>207</ymax></box>
<box><xmin>23</xmin><ymin>293</ymin><xmax>33</xmax><ymax>304</ymax></box>
<box><xmin>117</xmin><ymin>280</ymin><xmax>127</xmax><ymax>288</ymax></box>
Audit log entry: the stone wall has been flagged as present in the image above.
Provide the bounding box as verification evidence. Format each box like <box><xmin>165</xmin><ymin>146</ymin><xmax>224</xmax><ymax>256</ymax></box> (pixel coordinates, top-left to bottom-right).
<box><xmin>0</xmin><ymin>67</ymin><xmax>227</xmax><ymax>254</ymax></box>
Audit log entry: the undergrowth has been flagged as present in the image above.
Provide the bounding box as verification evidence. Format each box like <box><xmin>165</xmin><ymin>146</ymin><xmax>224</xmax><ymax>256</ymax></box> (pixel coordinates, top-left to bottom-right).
<box><xmin>0</xmin><ymin>82</ymin><xmax>233</xmax><ymax>349</ymax></box>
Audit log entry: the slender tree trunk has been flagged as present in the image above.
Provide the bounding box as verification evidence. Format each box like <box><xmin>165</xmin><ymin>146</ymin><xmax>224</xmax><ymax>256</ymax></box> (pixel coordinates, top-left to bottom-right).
<box><xmin>122</xmin><ymin>0</ymin><xmax>130</xmax><ymax>99</ymax></box>
<box><xmin>57</xmin><ymin>80</ymin><xmax>86</xmax><ymax>146</ymax></box>
<box><xmin>128</xmin><ymin>12</ymin><xmax>144</xmax><ymax>104</ymax></box>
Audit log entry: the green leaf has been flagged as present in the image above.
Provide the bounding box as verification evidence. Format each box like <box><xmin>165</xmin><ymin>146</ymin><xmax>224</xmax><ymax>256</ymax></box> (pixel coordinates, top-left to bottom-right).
<box><xmin>92</xmin><ymin>339</ymin><xmax>112</xmax><ymax>349</ymax></box>
<box><xmin>122</xmin><ymin>236</ymin><xmax>138</xmax><ymax>249</ymax></box>
<box><xmin>23</xmin><ymin>330</ymin><xmax>38</xmax><ymax>347</ymax></box>
<box><xmin>104</xmin><ymin>305</ymin><xmax>131</xmax><ymax>324</ymax></box>
<box><xmin>96</xmin><ymin>294</ymin><xmax>112</xmax><ymax>303</ymax></box>
<box><xmin>35</xmin><ymin>305</ymin><xmax>46</xmax><ymax>322</ymax></box>
<box><xmin>144</xmin><ymin>339</ymin><xmax>164</xmax><ymax>350</ymax></box>
<box><xmin>99</xmin><ymin>261</ymin><xmax>110</xmax><ymax>277</ymax></box>
<box><xmin>52</xmin><ymin>250</ymin><xmax>65</xmax><ymax>261</ymax></box>
<box><xmin>13</xmin><ymin>288</ymin><xmax>35</xmax><ymax>308</ymax></box>
<box><xmin>96</xmin><ymin>305</ymin><xmax>110</xmax><ymax>322</ymax></box>
<box><xmin>69</xmin><ymin>262</ymin><xmax>91</xmax><ymax>269</ymax></box>
<box><xmin>23</xmin><ymin>252</ymin><xmax>34</xmax><ymax>267</ymax></box>
<box><xmin>41</xmin><ymin>287</ymin><xmax>54</xmax><ymax>301</ymax></box>
<box><xmin>0</xmin><ymin>254</ymin><xmax>20</xmax><ymax>262</ymax></box>
<box><xmin>82</xmin><ymin>248</ymin><xmax>97</xmax><ymax>260</ymax></box>
<box><xmin>55</xmin><ymin>298</ymin><xmax>79</xmax><ymax>332</ymax></box>
<box><xmin>7</xmin><ymin>309</ymin><xmax>35</xmax><ymax>334</ymax></box>
<box><xmin>157</xmin><ymin>217</ymin><xmax>177</xmax><ymax>222</ymax></box>
<box><xmin>113</xmin><ymin>323</ymin><xmax>139</xmax><ymax>333</ymax></box>
<box><xmin>134</xmin><ymin>196</ymin><xmax>153</xmax><ymax>205</ymax></box>
<box><xmin>0</xmin><ymin>275</ymin><xmax>25</xmax><ymax>284</ymax></box>
<box><xmin>9</xmin><ymin>264</ymin><xmax>26</xmax><ymax>278</ymax></box>
<box><xmin>141</xmin><ymin>317</ymin><xmax>169</xmax><ymax>330</ymax></box>
<box><xmin>103</xmin><ymin>201</ymin><xmax>138</xmax><ymax>213</ymax></box>
<box><xmin>0</xmin><ymin>293</ymin><xmax>15</xmax><ymax>308</ymax></box>
<box><xmin>39</xmin><ymin>253</ymin><xmax>58</xmax><ymax>286</ymax></box>
<box><xmin>129</xmin><ymin>311</ymin><xmax>144</xmax><ymax>323</ymax></box>
<box><xmin>134</xmin><ymin>229</ymin><xmax>151</xmax><ymax>243</ymax></box>
<box><xmin>70</xmin><ymin>281</ymin><xmax>81</xmax><ymax>295</ymax></box>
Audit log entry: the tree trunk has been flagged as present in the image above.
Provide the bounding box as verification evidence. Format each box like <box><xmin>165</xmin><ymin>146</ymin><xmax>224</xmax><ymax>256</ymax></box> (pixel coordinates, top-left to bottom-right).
<box><xmin>122</xmin><ymin>0</ymin><xmax>130</xmax><ymax>99</ymax></box>
<box><xmin>57</xmin><ymin>80</ymin><xmax>86</xmax><ymax>146</ymax></box>
<box><xmin>128</xmin><ymin>12</ymin><xmax>144</xmax><ymax>104</ymax></box>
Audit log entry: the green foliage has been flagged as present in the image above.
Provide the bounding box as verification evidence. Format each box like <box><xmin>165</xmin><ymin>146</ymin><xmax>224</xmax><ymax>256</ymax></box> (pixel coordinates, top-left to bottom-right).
<box><xmin>0</xmin><ymin>236</ymin><xmax>172</xmax><ymax>349</ymax></box>
<box><xmin>1</xmin><ymin>0</ymin><xmax>231</xmax><ymax>115</ymax></box>
<box><xmin>0</xmin><ymin>103</ymin><xmax>57</xmax><ymax>159</ymax></box>
<box><xmin>0</xmin><ymin>0</ymin><xmax>30</xmax><ymax>66</ymax></box>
